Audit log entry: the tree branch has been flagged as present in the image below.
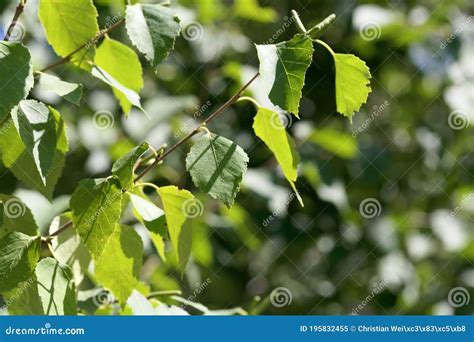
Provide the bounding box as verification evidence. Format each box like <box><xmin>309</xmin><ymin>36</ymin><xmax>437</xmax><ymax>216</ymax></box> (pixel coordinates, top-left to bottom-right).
<box><xmin>134</xmin><ymin>72</ymin><xmax>260</xmax><ymax>182</ymax></box>
<box><xmin>46</xmin><ymin>72</ymin><xmax>260</xmax><ymax>237</ymax></box>
<box><xmin>3</xmin><ymin>0</ymin><xmax>27</xmax><ymax>42</ymax></box>
<box><xmin>40</xmin><ymin>17</ymin><xmax>125</xmax><ymax>72</ymax></box>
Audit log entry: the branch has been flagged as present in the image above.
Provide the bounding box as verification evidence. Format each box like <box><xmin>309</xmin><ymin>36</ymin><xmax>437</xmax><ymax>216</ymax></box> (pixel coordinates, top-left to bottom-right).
<box><xmin>3</xmin><ymin>0</ymin><xmax>27</xmax><ymax>42</ymax></box>
<box><xmin>46</xmin><ymin>72</ymin><xmax>260</xmax><ymax>237</ymax></box>
<box><xmin>40</xmin><ymin>17</ymin><xmax>125</xmax><ymax>72</ymax></box>
<box><xmin>134</xmin><ymin>72</ymin><xmax>260</xmax><ymax>182</ymax></box>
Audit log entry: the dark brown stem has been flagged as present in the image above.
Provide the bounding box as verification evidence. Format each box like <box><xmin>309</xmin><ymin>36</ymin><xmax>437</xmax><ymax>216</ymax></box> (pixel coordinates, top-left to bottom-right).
<box><xmin>48</xmin><ymin>220</ymin><xmax>72</xmax><ymax>238</ymax></box>
<box><xmin>46</xmin><ymin>73</ymin><xmax>259</xmax><ymax>238</ymax></box>
<box><xmin>4</xmin><ymin>0</ymin><xmax>27</xmax><ymax>41</ymax></box>
<box><xmin>40</xmin><ymin>17</ymin><xmax>125</xmax><ymax>72</ymax></box>
<box><xmin>134</xmin><ymin>72</ymin><xmax>260</xmax><ymax>182</ymax></box>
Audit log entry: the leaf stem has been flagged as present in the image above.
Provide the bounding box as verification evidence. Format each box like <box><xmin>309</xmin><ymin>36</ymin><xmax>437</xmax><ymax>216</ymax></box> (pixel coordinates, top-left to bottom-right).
<box><xmin>147</xmin><ymin>290</ymin><xmax>182</xmax><ymax>298</ymax></box>
<box><xmin>3</xmin><ymin>0</ymin><xmax>27</xmax><ymax>42</ymax></box>
<box><xmin>133</xmin><ymin>182</ymin><xmax>161</xmax><ymax>192</ymax></box>
<box><xmin>314</xmin><ymin>39</ymin><xmax>335</xmax><ymax>56</ymax></box>
<box><xmin>39</xmin><ymin>17</ymin><xmax>125</xmax><ymax>72</ymax></box>
<box><xmin>237</xmin><ymin>96</ymin><xmax>261</xmax><ymax>109</ymax></box>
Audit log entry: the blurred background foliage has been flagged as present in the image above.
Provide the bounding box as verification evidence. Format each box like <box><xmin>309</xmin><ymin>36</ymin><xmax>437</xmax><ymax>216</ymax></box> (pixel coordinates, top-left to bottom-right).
<box><xmin>0</xmin><ymin>0</ymin><xmax>473</xmax><ymax>315</ymax></box>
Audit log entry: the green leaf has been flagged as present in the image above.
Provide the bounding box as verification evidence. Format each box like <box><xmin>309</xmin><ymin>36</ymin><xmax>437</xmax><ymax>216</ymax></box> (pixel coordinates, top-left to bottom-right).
<box><xmin>333</xmin><ymin>53</ymin><xmax>371</xmax><ymax>121</ymax></box>
<box><xmin>309</xmin><ymin>127</ymin><xmax>358</xmax><ymax>159</ymax></box>
<box><xmin>49</xmin><ymin>214</ymin><xmax>91</xmax><ymax>284</ymax></box>
<box><xmin>37</xmin><ymin>73</ymin><xmax>83</xmax><ymax>105</ymax></box>
<box><xmin>234</xmin><ymin>0</ymin><xmax>277</xmax><ymax>23</ymax></box>
<box><xmin>186</xmin><ymin>134</ymin><xmax>249</xmax><ymax>208</ymax></box>
<box><xmin>3</xmin><ymin>276</ymin><xmax>44</xmax><ymax>315</ymax></box>
<box><xmin>256</xmin><ymin>34</ymin><xmax>314</xmax><ymax>116</ymax></box>
<box><xmin>0</xmin><ymin>232</ymin><xmax>40</xmax><ymax>292</ymax></box>
<box><xmin>252</xmin><ymin>108</ymin><xmax>303</xmax><ymax>206</ymax></box>
<box><xmin>95</xmin><ymin>225</ymin><xmax>143</xmax><ymax>305</ymax></box>
<box><xmin>94</xmin><ymin>37</ymin><xmax>144</xmax><ymax>114</ymax></box>
<box><xmin>70</xmin><ymin>178</ymin><xmax>123</xmax><ymax>260</ymax></box>
<box><xmin>0</xmin><ymin>194</ymin><xmax>38</xmax><ymax>238</ymax></box>
<box><xmin>38</xmin><ymin>0</ymin><xmax>99</xmax><ymax>69</ymax></box>
<box><xmin>0</xmin><ymin>42</ymin><xmax>34</xmax><ymax>122</ymax></box>
<box><xmin>157</xmin><ymin>186</ymin><xmax>194</xmax><ymax>270</ymax></box>
<box><xmin>125</xmin><ymin>3</ymin><xmax>181</xmax><ymax>71</ymax></box>
<box><xmin>112</xmin><ymin>143</ymin><xmax>149</xmax><ymax>189</ymax></box>
<box><xmin>35</xmin><ymin>257</ymin><xmax>77</xmax><ymax>315</ymax></box>
<box><xmin>129</xmin><ymin>193</ymin><xmax>166</xmax><ymax>261</ymax></box>
<box><xmin>91</xmin><ymin>66</ymin><xmax>145</xmax><ymax>115</ymax></box>
<box><xmin>11</xmin><ymin>100</ymin><xmax>60</xmax><ymax>184</ymax></box>
<box><xmin>0</xmin><ymin>103</ymin><xmax>68</xmax><ymax>200</ymax></box>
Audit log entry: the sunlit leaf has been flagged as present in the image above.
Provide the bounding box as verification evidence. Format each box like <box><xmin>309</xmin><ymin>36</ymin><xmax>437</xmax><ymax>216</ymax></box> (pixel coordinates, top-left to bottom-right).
<box><xmin>253</xmin><ymin>107</ymin><xmax>303</xmax><ymax>205</ymax></box>
<box><xmin>157</xmin><ymin>186</ymin><xmax>194</xmax><ymax>270</ymax></box>
<box><xmin>94</xmin><ymin>37</ymin><xmax>144</xmax><ymax>114</ymax></box>
<box><xmin>186</xmin><ymin>134</ymin><xmax>249</xmax><ymax>208</ymax></box>
<box><xmin>70</xmin><ymin>178</ymin><xmax>123</xmax><ymax>260</ymax></box>
<box><xmin>38</xmin><ymin>0</ymin><xmax>99</xmax><ymax>69</ymax></box>
<box><xmin>256</xmin><ymin>34</ymin><xmax>314</xmax><ymax>116</ymax></box>
<box><xmin>0</xmin><ymin>42</ymin><xmax>34</xmax><ymax>122</ymax></box>
<box><xmin>35</xmin><ymin>257</ymin><xmax>77</xmax><ymax>315</ymax></box>
<box><xmin>125</xmin><ymin>3</ymin><xmax>180</xmax><ymax>71</ymax></box>
<box><xmin>0</xmin><ymin>232</ymin><xmax>40</xmax><ymax>292</ymax></box>
<box><xmin>95</xmin><ymin>225</ymin><xmax>143</xmax><ymax>305</ymax></box>
<box><xmin>112</xmin><ymin>143</ymin><xmax>149</xmax><ymax>189</ymax></box>
<box><xmin>37</xmin><ymin>73</ymin><xmax>83</xmax><ymax>105</ymax></box>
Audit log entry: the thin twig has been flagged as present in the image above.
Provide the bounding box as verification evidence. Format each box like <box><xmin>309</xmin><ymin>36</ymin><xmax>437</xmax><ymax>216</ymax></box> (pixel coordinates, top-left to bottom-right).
<box><xmin>4</xmin><ymin>0</ymin><xmax>27</xmax><ymax>41</ymax></box>
<box><xmin>40</xmin><ymin>17</ymin><xmax>125</xmax><ymax>72</ymax></box>
<box><xmin>46</xmin><ymin>73</ymin><xmax>260</xmax><ymax>237</ymax></box>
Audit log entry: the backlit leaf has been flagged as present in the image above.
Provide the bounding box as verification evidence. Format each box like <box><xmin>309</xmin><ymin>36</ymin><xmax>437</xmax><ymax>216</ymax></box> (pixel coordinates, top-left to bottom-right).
<box><xmin>94</xmin><ymin>37</ymin><xmax>144</xmax><ymax>114</ymax></box>
<box><xmin>112</xmin><ymin>143</ymin><xmax>149</xmax><ymax>190</ymax></box>
<box><xmin>253</xmin><ymin>107</ymin><xmax>303</xmax><ymax>205</ymax></box>
<box><xmin>70</xmin><ymin>178</ymin><xmax>123</xmax><ymax>260</ymax></box>
<box><xmin>333</xmin><ymin>53</ymin><xmax>371</xmax><ymax>121</ymax></box>
<box><xmin>37</xmin><ymin>73</ymin><xmax>83</xmax><ymax>105</ymax></box>
<box><xmin>157</xmin><ymin>186</ymin><xmax>194</xmax><ymax>270</ymax></box>
<box><xmin>38</xmin><ymin>0</ymin><xmax>99</xmax><ymax>69</ymax></box>
<box><xmin>95</xmin><ymin>225</ymin><xmax>143</xmax><ymax>305</ymax></box>
<box><xmin>0</xmin><ymin>42</ymin><xmax>34</xmax><ymax>122</ymax></box>
<box><xmin>35</xmin><ymin>257</ymin><xmax>77</xmax><ymax>315</ymax></box>
<box><xmin>0</xmin><ymin>232</ymin><xmax>40</xmax><ymax>292</ymax></box>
